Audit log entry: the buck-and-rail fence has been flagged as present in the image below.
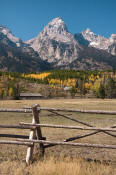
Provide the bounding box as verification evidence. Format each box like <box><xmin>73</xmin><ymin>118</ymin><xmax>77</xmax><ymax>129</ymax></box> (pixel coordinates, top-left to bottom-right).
<box><xmin>0</xmin><ymin>104</ymin><xmax>116</xmax><ymax>164</ymax></box>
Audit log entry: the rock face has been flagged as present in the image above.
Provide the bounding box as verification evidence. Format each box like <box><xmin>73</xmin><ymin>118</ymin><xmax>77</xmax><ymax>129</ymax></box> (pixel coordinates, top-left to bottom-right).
<box><xmin>108</xmin><ymin>34</ymin><xmax>116</xmax><ymax>55</ymax></box>
<box><xmin>109</xmin><ymin>34</ymin><xmax>116</xmax><ymax>43</ymax></box>
<box><xmin>1</xmin><ymin>18</ymin><xmax>116</xmax><ymax>72</ymax></box>
<box><xmin>0</xmin><ymin>26</ymin><xmax>51</xmax><ymax>72</ymax></box>
<box><xmin>0</xmin><ymin>26</ymin><xmax>24</xmax><ymax>47</ymax></box>
<box><xmin>0</xmin><ymin>41</ymin><xmax>51</xmax><ymax>72</ymax></box>
<box><xmin>26</xmin><ymin>18</ymin><xmax>116</xmax><ymax>70</ymax></box>
<box><xmin>75</xmin><ymin>28</ymin><xmax>116</xmax><ymax>56</ymax></box>
<box><xmin>26</xmin><ymin>17</ymin><xmax>82</xmax><ymax>67</ymax></box>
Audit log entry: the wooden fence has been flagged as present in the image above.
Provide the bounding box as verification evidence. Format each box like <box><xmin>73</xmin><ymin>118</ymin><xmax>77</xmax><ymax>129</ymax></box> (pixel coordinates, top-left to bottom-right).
<box><xmin>0</xmin><ymin>104</ymin><xmax>116</xmax><ymax>164</ymax></box>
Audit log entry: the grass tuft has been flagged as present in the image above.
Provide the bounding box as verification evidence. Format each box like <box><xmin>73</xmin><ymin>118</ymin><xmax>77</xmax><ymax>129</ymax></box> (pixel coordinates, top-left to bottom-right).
<box><xmin>0</xmin><ymin>157</ymin><xmax>115</xmax><ymax>175</ymax></box>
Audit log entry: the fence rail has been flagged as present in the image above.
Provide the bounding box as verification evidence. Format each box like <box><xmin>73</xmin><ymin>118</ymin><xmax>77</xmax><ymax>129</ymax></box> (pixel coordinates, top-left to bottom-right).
<box><xmin>20</xmin><ymin>122</ymin><xmax>116</xmax><ymax>132</ymax></box>
<box><xmin>17</xmin><ymin>139</ymin><xmax>116</xmax><ymax>149</ymax></box>
<box><xmin>1</xmin><ymin>107</ymin><xmax>116</xmax><ymax>115</ymax></box>
<box><xmin>0</xmin><ymin>140</ymin><xmax>33</xmax><ymax>146</ymax></box>
<box><xmin>0</xmin><ymin>104</ymin><xmax>116</xmax><ymax>164</ymax></box>
<box><xmin>0</xmin><ymin>124</ymin><xmax>34</xmax><ymax>129</ymax></box>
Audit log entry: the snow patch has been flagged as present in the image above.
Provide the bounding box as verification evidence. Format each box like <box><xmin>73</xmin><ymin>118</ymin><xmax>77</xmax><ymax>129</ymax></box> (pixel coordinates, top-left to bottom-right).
<box><xmin>90</xmin><ymin>41</ymin><xmax>99</xmax><ymax>46</ymax></box>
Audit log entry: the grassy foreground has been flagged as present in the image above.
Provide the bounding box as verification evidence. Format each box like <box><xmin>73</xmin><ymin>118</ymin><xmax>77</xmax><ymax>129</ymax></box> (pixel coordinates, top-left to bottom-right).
<box><xmin>0</xmin><ymin>156</ymin><xmax>115</xmax><ymax>175</ymax></box>
<box><xmin>1</xmin><ymin>98</ymin><xmax>116</xmax><ymax>110</ymax></box>
<box><xmin>0</xmin><ymin>99</ymin><xmax>116</xmax><ymax>174</ymax></box>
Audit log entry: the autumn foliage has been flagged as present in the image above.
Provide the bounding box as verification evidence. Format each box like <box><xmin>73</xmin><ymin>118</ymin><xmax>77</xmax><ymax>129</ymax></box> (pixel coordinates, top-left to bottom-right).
<box><xmin>0</xmin><ymin>70</ymin><xmax>116</xmax><ymax>98</ymax></box>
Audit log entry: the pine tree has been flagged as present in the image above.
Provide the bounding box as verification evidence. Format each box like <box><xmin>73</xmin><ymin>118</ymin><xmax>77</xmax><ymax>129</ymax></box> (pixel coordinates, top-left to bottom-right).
<box><xmin>70</xmin><ymin>86</ymin><xmax>76</xmax><ymax>98</ymax></box>
<box><xmin>97</xmin><ymin>83</ymin><xmax>105</xmax><ymax>99</ymax></box>
<box><xmin>105</xmin><ymin>77</ymin><xmax>116</xmax><ymax>98</ymax></box>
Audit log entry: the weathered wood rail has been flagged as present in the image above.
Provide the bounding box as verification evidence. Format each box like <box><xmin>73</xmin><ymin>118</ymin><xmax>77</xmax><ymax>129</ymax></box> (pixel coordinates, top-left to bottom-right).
<box><xmin>1</xmin><ymin>107</ymin><xmax>116</xmax><ymax>115</ymax></box>
<box><xmin>0</xmin><ymin>104</ymin><xmax>116</xmax><ymax>164</ymax></box>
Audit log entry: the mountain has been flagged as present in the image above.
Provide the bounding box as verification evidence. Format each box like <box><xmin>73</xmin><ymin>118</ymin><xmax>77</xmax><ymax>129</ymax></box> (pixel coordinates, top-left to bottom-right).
<box><xmin>26</xmin><ymin>18</ymin><xmax>116</xmax><ymax>70</ymax></box>
<box><xmin>25</xmin><ymin>17</ymin><xmax>82</xmax><ymax>67</ymax></box>
<box><xmin>0</xmin><ymin>42</ymin><xmax>51</xmax><ymax>72</ymax></box>
<box><xmin>0</xmin><ymin>26</ymin><xmax>24</xmax><ymax>47</ymax></box>
<box><xmin>1</xmin><ymin>19</ymin><xmax>116</xmax><ymax>72</ymax></box>
<box><xmin>75</xmin><ymin>28</ymin><xmax>116</xmax><ymax>56</ymax></box>
<box><xmin>73</xmin><ymin>46</ymin><xmax>116</xmax><ymax>70</ymax></box>
<box><xmin>0</xmin><ymin>26</ymin><xmax>50</xmax><ymax>72</ymax></box>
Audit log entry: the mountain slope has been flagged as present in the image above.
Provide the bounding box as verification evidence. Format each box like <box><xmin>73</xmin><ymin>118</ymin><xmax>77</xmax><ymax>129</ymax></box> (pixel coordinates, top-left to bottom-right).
<box><xmin>0</xmin><ymin>26</ymin><xmax>51</xmax><ymax>73</ymax></box>
<box><xmin>74</xmin><ymin>46</ymin><xmax>116</xmax><ymax>70</ymax></box>
<box><xmin>0</xmin><ymin>26</ymin><xmax>24</xmax><ymax>47</ymax></box>
<box><xmin>26</xmin><ymin>18</ymin><xmax>116</xmax><ymax>70</ymax></box>
<box><xmin>0</xmin><ymin>25</ymin><xmax>52</xmax><ymax>72</ymax></box>
<box><xmin>0</xmin><ymin>42</ymin><xmax>51</xmax><ymax>72</ymax></box>
<box><xmin>1</xmin><ymin>19</ymin><xmax>116</xmax><ymax>72</ymax></box>
<box><xmin>75</xmin><ymin>28</ymin><xmax>116</xmax><ymax>56</ymax></box>
<box><xmin>26</xmin><ymin>17</ymin><xmax>82</xmax><ymax>66</ymax></box>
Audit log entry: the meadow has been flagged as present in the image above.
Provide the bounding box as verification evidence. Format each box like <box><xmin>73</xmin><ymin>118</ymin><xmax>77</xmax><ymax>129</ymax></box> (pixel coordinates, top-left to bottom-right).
<box><xmin>0</xmin><ymin>99</ymin><xmax>116</xmax><ymax>174</ymax></box>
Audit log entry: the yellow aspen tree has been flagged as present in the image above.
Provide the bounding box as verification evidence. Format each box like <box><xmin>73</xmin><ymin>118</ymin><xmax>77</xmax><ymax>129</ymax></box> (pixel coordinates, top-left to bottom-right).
<box><xmin>8</xmin><ymin>87</ymin><xmax>13</xmax><ymax>96</ymax></box>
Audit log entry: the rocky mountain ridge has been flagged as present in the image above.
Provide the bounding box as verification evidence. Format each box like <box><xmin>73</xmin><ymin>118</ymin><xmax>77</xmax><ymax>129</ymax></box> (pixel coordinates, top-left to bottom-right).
<box><xmin>0</xmin><ymin>17</ymin><xmax>116</xmax><ymax>72</ymax></box>
<box><xmin>26</xmin><ymin>17</ymin><xmax>82</xmax><ymax>66</ymax></box>
<box><xmin>75</xmin><ymin>28</ymin><xmax>116</xmax><ymax>56</ymax></box>
<box><xmin>0</xmin><ymin>25</ymin><xmax>24</xmax><ymax>47</ymax></box>
<box><xmin>0</xmin><ymin>26</ymin><xmax>50</xmax><ymax>72</ymax></box>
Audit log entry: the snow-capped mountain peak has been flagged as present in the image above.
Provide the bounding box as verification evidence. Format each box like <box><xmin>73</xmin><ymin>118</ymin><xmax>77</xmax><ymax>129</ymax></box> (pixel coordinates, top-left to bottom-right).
<box><xmin>84</xmin><ymin>28</ymin><xmax>91</xmax><ymax>33</ymax></box>
<box><xmin>75</xmin><ymin>28</ymin><xmax>116</xmax><ymax>55</ymax></box>
<box><xmin>81</xmin><ymin>28</ymin><xmax>99</xmax><ymax>42</ymax></box>
<box><xmin>43</xmin><ymin>17</ymin><xmax>68</xmax><ymax>35</ymax></box>
<box><xmin>0</xmin><ymin>25</ymin><xmax>23</xmax><ymax>47</ymax></box>
<box><xmin>84</xmin><ymin>28</ymin><xmax>94</xmax><ymax>34</ymax></box>
<box><xmin>78</xmin><ymin>28</ymin><xmax>109</xmax><ymax>50</ymax></box>
<box><xmin>1</xmin><ymin>19</ymin><xmax>116</xmax><ymax>71</ymax></box>
<box><xmin>48</xmin><ymin>17</ymin><xmax>65</xmax><ymax>27</ymax></box>
<box><xmin>26</xmin><ymin>17</ymin><xmax>81</xmax><ymax>65</ymax></box>
<box><xmin>0</xmin><ymin>26</ymin><xmax>11</xmax><ymax>35</ymax></box>
<box><xmin>109</xmin><ymin>34</ymin><xmax>116</xmax><ymax>43</ymax></box>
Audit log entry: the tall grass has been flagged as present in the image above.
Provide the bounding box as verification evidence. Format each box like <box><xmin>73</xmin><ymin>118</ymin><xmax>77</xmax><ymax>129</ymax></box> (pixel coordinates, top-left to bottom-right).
<box><xmin>0</xmin><ymin>156</ymin><xmax>115</xmax><ymax>175</ymax></box>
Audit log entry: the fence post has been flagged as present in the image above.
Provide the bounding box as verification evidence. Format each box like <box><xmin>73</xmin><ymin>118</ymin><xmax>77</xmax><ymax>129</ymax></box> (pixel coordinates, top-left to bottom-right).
<box><xmin>26</xmin><ymin>107</ymin><xmax>36</xmax><ymax>165</ymax></box>
<box><xmin>33</xmin><ymin>104</ymin><xmax>44</xmax><ymax>157</ymax></box>
<box><xmin>26</xmin><ymin>104</ymin><xmax>44</xmax><ymax>165</ymax></box>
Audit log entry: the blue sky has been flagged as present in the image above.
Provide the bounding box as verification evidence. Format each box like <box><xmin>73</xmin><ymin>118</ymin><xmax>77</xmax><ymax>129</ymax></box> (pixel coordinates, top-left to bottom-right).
<box><xmin>0</xmin><ymin>0</ymin><xmax>116</xmax><ymax>41</ymax></box>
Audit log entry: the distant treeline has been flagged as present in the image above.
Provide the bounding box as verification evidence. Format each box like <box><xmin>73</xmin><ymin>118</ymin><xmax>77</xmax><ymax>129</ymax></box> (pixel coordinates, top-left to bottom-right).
<box><xmin>0</xmin><ymin>70</ymin><xmax>116</xmax><ymax>99</ymax></box>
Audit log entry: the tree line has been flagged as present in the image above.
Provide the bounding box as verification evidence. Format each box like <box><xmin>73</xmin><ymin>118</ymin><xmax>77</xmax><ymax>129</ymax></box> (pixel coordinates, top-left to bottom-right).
<box><xmin>0</xmin><ymin>70</ymin><xmax>116</xmax><ymax>99</ymax></box>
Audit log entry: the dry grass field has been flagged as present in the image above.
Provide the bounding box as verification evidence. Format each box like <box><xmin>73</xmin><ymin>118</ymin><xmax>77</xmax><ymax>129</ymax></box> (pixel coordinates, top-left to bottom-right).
<box><xmin>0</xmin><ymin>99</ymin><xmax>116</xmax><ymax>174</ymax></box>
